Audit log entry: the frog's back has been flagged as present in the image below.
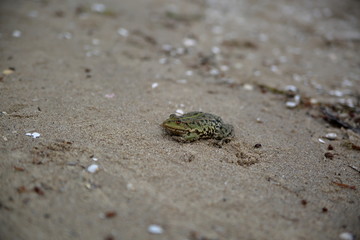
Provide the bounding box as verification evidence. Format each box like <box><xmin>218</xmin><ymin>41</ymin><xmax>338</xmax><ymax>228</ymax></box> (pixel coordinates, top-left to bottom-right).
<box><xmin>183</xmin><ymin>112</ymin><xmax>225</xmax><ymax>137</ymax></box>
<box><xmin>183</xmin><ymin>112</ymin><xmax>222</xmax><ymax>122</ymax></box>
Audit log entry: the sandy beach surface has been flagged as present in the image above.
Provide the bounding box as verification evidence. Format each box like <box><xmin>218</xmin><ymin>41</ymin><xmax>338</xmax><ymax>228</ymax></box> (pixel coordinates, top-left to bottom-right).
<box><xmin>1</xmin><ymin>0</ymin><xmax>359</xmax><ymax>239</ymax></box>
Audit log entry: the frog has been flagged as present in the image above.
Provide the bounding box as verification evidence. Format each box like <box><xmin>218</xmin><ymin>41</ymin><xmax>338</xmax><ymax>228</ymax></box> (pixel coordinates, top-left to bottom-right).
<box><xmin>161</xmin><ymin>111</ymin><xmax>234</xmax><ymax>145</ymax></box>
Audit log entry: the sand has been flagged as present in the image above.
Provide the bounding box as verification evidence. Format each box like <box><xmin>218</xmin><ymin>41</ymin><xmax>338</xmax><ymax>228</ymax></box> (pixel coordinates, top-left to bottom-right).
<box><xmin>1</xmin><ymin>0</ymin><xmax>359</xmax><ymax>239</ymax></box>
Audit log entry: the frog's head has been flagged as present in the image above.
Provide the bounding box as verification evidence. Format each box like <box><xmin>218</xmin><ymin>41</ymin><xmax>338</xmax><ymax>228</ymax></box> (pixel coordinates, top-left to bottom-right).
<box><xmin>161</xmin><ymin>114</ymin><xmax>192</xmax><ymax>134</ymax></box>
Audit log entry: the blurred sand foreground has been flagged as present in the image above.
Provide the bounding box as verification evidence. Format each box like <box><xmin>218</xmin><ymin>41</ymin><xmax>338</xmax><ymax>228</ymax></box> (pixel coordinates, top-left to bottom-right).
<box><xmin>0</xmin><ymin>0</ymin><xmax>359</xmax><ymax>239</ymax></box>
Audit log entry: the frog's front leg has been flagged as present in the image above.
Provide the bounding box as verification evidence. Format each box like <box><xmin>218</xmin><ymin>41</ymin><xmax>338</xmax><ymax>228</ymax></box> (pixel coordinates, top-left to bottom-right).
<box><xmin>170</xmin><ymin>132</ymin><xmax>199</xmax><ymax>142</ymax></box>
<box><xmin>182</xmin><ymin>132</ymin><xmax>200</xmax><ymax>142</ymax></box>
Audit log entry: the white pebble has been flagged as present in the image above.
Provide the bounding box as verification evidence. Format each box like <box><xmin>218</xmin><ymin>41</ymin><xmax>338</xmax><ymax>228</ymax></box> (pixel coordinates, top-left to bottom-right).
<box><xmin>294</xmin><ymin>95</ymin><xmax>301</xmax><ymax>103</ymax></box>
<box><xmin>285</xmin><ymin>101</ymin><xmax>298</xmax><ymax>108</ymax></box>
<box><xmin>185</xmin><ymin>70</ymin><xmax>193</xmax><ymax>76</ymax></box>
<box><xmin>25</xmin><ymin>132</ymin><xmax>40</xmax><ymax>138</ymax></box>
<box><xmin>87</xmin><ymin>164</ymin><xmax>99</xmax><ymax>173</ymax></box>
<box><xmin>183</xmin><ymin>38</ymin><xmax>196</xmax><ymax>47</ymax></box>
<box><xmin>285</xmin><ymin>85</ymin><xmax>298</xmax><ymax>94</ymax></box>
<box><xmin>12</xmin><ymin>30</ymin><xmax>22</xmax><ymax>38</ymax></box>
<box><xmin>126</xmin><ymin>183</ymin><xmax>134</xmax><ymax>190</ymax></box>
<box><xmin>325</xmin><ymin>133</ymin><xmax>337</xmax><ymax>140</ymax></box>
<box><xmin>342</xmin><ymin>78</ymin><xmax>353</xmax><ymax>87</ymax></box>
<box><xmin>318</xmin><ymin>138</ymin><xmax>326</xmax><ymax>144</ymax></box>
<box><xmin>117</xmin><ymin>28</ymin><xmax>129</xmax><ymax>37</ymax></box>
<box><xmin>339</xmin><ymin>232</ymin><xmax>355</xmax><ymax>240</ymax></box>
<box><xmin>92</xmin><ymin>157</ymin><xmax>98</xmax><ymax>161</ymax></box>
<box><xmin>270</xmin><ymin>65</ymin><xmax>279</xmax><ymax>73</ymax></box>
<box><xmin>151</xmin><ymin>82</ymin><xmax>159</xmax><ymax>89</ymax></box>
<box><xmin>310</xmin><ymin>98</ymin><xmax>318</xmax><ymax>104</ymax></box>
<box><xmin>175</xmin><ymin>109</ymin><xmax>184</xmax><ymax>115</ymax></box>
<box><xmin>91</xmin><ymin>3</ymin><xmax>106</xmax><ymax>13</ymax></box>
<box><xmin>211</xmin><ymin>46</ymin><xmax>221</xmax><ymax>54</ymax></box>
<box><xmin>329</xmin><ymin>90</ymin><xmax>344</xmax><ymax>97</ymax></box>
<box><xmin>210</xmin><ymin>68</ymin><xmax>220</xmax><ymax>76</ymax></box>
<box><xmin>148</xmin><ymin>224</ymin><xmax>163</xmax><ymax>234</ymax></box>
<box><xmin>243</xmin><ymin>84</ymin><xmax>254</xmax><ymax>91</ymax></box>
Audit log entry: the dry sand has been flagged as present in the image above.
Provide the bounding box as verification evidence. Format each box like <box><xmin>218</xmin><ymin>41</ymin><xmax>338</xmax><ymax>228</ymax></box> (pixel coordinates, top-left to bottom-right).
<box><xmin>1</xmin><ymin>0</ymin><xmax>360</xmax><ymax>239</ymax></box>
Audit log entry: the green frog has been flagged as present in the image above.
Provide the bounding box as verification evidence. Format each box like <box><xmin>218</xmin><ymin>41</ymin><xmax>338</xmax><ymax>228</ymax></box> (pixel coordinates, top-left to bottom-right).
<box><xmin>161</xmin><ymin>111</ymin><xmax>234</xmax><ymax>144</ymax></box>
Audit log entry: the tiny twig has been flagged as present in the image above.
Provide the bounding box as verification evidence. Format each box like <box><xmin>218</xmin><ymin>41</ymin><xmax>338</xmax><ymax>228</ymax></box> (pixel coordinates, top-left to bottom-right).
<box><xmin>348</xmin><ymin>165</ymin><xmax>360</xmax><ymax>174</ymax></box>
<box><xmin>332</xmin><ymin>181</ymin><xmax>356</xmax><ymax>190</ymax></box>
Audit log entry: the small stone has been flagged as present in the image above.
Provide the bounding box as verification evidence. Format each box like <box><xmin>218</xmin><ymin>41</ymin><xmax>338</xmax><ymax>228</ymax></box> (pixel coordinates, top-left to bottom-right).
<box><xmin>87</xmin><ymin>164</ymin><xmax>99</xmax><ymax>173</ymax></box>
<box><xmin>329</xmin><ymin>90</ymin><xmax>344</xmax><ymax>97</ymax></box>
<box><xmin>270</xmin><ymin>65</ymin><xmax>279</xmax><ymax>73</ymax></box>
<box><xmin>151</xmin><ymin>83</ymin><xmax>159</xmax><ymax>89</ymax></box>
<box><xmin>310</xmin><ymin>98</ymin><xmax>318</xmax><ymax>105</ymax></box>
<box><xmin>243</xmin><ymin>84</ymin><xmax>254</xmax><ymax>91</ymax></box>
<box><xmin>324</xmin><ymin>152</ymin><xmax>334</xmax><ymax>160</ymax></box>
<box><xmin>175</xmin><ymin>109</ymin><xmax>184</xmax><ymax>115</ymax></box>
<box><xmin>117</xmin><ymin>28</ymin><xmax>129</xmax><ymax>37</ymax></box>
<box><xmin>148</xmin><ymin>224</ymin><xmax>163</xmax><ymax>234</ymax></box>
<box><xmin>12</xmin><ymin>30</ymin><xmax>22</xmax><ymax>38</ymax></box>
<box><xmin>211</xmin><ymin>46</ymin><xmax>221</xmax><ymax>54</ymax></box>
<box><xmin>105</xmin><ymin>93</ymin><xmax>115</xmax><ymax>98</ymax></box>
<box><xmin>25</xmin><ymin>132</ymin><xmax>41</xmax><ymax>138</ymax></box>
<box><xmin>325</xmin><ymin>133</ymin><xmax>337</xmax><ymax>140</ymax></box>
<box><xmin>91</xmin><ymin>3</ymin><xmax>106</xmax><ymax>13</ymax></box>
<box><xmin>3</xmin><ymin>69</ymin><xmax>14</xmax><ymax>75</ymax></box>
<box><xmin>183</xmin><ymin>38</ymin><xmax>196</xmax><ymax>47</ymax></box>
<box><xmin>285</xmin><ymin>85</ymin><xmax>298</xmax><ymax>93</ymax></box>
<box><xmin>254</xmin><ymin>143</ymin><xmax>262</xmax><ymax>148</ymax></box>
<box><xmin>318</xmin><ymin>138</ymin><xmax>326</xmax><ymax>144</ymax></box>
<box><xmin>285</xmin><ymin>101</ymin><xmax>298</xmax><ymax>108</ymax></box>
<box><xmin>126</xmin><ymin>183</ymin><xmax>134</xmax><ymax>190</ymax></box>
<box><xmin>210</xmin><ymin>68</ymin><xmax>219</xmax><ymax>76</ymax></box>
<box><xmin>339</xmin><ymin>232</ymin><xmax>355</xmax><ymax>240</ymax></box>
<box><xmin>159</xmin><ymin>58</ymin><xmax>167</xmax><ymax>64</ymax></box>
<box><xmin>185</xmin><ymin>70</ymin><xmax>193</xmax><ymax>76</ymax></box>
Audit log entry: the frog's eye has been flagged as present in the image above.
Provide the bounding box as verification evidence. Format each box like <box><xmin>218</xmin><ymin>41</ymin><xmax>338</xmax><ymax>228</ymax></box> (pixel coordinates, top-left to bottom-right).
<box><xmin>176</xmin><ymin>120</ymin><xmax>181</xmax><ymax>124</ymax></box>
